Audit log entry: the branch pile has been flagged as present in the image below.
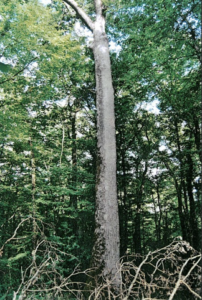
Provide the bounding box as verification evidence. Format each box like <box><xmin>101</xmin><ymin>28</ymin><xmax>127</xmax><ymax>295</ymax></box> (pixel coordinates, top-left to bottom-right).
<box><xmin>1</xmin><ymin>220</ymin><xmax>201</xmax><ymax>299</ymax></box>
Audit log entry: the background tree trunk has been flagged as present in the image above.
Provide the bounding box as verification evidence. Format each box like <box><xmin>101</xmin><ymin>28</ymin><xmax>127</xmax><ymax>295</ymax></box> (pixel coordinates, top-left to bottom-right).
<box><xmin>29</xmin><ymin>137</ymin><xmax>37</xmax><ymax>249</ymax></box>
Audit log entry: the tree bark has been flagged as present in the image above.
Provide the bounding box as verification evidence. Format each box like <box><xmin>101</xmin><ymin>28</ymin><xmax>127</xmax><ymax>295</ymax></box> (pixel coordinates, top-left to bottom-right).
<box><xmin>29</xmin><ymin>137</ymin><xmax>37</xmax><ymax>250</ymax></box>
<box><xmin>185</xmin><ymin>142</ymin><xmax>199</xmax><ymax>250</ymax></box>
<box><xmin>120</xmin><ymin>147</ymin><xmax>128</xmax><ymax>256</ymax></box>
<box><xmin>92</xmin><ymin>6</ymin><xmax>120</xmax><ymax>284</ymax></box>
<box><xmin>63</xmin><ymin>0</ymin><xmax>120</xmax><ymax>286</ymax></box>
<box><xmin>133</xmin><ymin>201</ymin><xmax>142</xmax><ymax>254</ymax></box>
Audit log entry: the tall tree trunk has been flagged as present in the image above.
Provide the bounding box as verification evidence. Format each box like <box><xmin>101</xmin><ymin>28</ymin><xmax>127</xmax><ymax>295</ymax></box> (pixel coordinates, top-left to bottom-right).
<box><xmin>152</xmin><ymin>182</ymin><xmax>162</xmax><ymax>247</ymax></box>
<box><xmin>163</xmin><ymin>211</ymin><xmax>169</xmax><ymax>245</ymax></box>
<box><xmin>186</xmin><ymin>142</ymin><xmax>199</xmax><ymax>250</ymax></box>
<box><xmin>63</xmin><ymin>0</ymin><xmax>120</xmax><ymax>286</ymax></box>
<box><xmin>133</xmin><ymin>162</ymin><xmax>147</xmax><ymax>255</ymax></box>
<box><xmin>70</xmin><ymin>110</ymin><xmax>78</xmax><ymax>208</ymax></box>
<box><xmin>120</xmin><ymin>148</ymin><xmax>128</xmax><ymax>256</ymax></box>
<box><xmin>156</xmin><ymin>181</ymin><xmax>162</xmax><ymax>244</ymax></box>
<box><xmin>92</xmin><ymin>3</ymin><xmax>120</xmax><ymax>285</ymax></box>
<box><xmin>29</xmin><ymin>137</ymin><xmax>37</xmax><ymax>249</ymax></box>
<box><xmin>133</xmin><ymin>201</ymin><xmax>142</xmax><ymax>254</ymax></box>
<box><xmin>192</xmin><ymin>117</ymin><xmax>201</xmax><ymax>158</ymax></box>
<box><xmin>68</xmin><ymin>109</ymin><xmax>78</xmax><ymax>252</ymax></box>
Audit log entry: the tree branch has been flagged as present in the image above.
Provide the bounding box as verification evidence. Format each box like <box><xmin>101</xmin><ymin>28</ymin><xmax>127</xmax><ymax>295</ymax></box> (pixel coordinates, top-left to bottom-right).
<box><xmin>63</xmin><ymin>0</ymin><xmax>94</xmax><ymax>32</ymax></box>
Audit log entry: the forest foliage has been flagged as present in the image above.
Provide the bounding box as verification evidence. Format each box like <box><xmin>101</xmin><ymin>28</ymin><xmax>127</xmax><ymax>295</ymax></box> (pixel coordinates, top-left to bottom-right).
<box><xmin>0</xmin><ymin>0</ymin><xmax>201</xmax><ymax>299</ymax></box>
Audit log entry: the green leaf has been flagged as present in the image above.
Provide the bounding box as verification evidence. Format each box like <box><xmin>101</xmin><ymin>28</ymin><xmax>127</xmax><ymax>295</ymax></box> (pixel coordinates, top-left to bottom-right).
<box><xmin>0</xmin><ymin>62</ymin><xmax>12</xmax><ymax>73</ymax></box>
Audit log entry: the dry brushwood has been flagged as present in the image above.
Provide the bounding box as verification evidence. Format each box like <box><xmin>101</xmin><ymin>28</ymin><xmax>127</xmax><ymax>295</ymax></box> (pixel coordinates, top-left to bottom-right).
<box><xmin>0</xmin><ymin>219</ymin><xmax>201</xmax><ymax>300</ymax></box>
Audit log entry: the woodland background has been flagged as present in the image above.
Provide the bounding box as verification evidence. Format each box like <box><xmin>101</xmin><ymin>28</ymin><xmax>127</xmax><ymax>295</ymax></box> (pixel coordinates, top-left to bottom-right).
<box><xmin>0</xmin><ymin>0</ymin><xmax>201</xmax><ymax>299</ymax></box>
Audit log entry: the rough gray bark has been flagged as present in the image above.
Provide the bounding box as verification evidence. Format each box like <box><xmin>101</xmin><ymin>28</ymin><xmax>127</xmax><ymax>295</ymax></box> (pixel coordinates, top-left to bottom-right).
<box><xmin>63</xmin><ymin>0</ymin><xmax>120</xmax><ymax>286</ymax></box>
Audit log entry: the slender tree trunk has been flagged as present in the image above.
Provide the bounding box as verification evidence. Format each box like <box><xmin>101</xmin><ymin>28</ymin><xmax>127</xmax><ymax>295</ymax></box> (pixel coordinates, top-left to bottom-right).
<box><xmin>152</xmin><ymin>184</ymin><xmax>162</xmax><ymax>247</ymax></box>
<box><xmin>63</xmin><ymin>0</ymin><xmax>120</xmax><ymax>287</ymax></box>
<box><xmin>120</xmin><ymin>149</ymin><xmax>128</xmax><ymax>256</ymax></box>
<box><xmin>193</xmin><ymin>116</ymin><xmax>201</xmax><ymax>158</ymax></box>
<box><xmin>133</xmin><ymin>201</ymin><xmax>142</xmax><ymax>254</ymax></box>
<box><xmin>163</xmin><ymin>211</ymin><xmax>169</xmax><ymax>245</ymax></box>
<box><xmin>186</xmin><ymin>144</ymin><xmax>199</xmax><ymax>250</ymax></box>
<box><xmin>70</xmin><ymin>110</ymin><xmax>78</xmax><ymax>209</ymax></box>
<box><xmin>152</xmin><ymin>192</ymin><xmax>159</xmax><ymax>245</ymax></box>
<box><xmin>29</xmin><ymin>138</ymin><xmax>37</xmax><ymax>250</ymax></box>
<box><xmin>156</xmin><ymin>181</ymin><xmax>162</xmax><ymax>244</ymax></box>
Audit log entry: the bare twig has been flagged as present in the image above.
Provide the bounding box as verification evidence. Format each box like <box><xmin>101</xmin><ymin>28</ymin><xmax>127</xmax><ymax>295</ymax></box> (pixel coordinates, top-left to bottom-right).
<box><xmin>2</xmin><ymin>221</ymin><xmax>201</xmax><ymax>300</ymax></box>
